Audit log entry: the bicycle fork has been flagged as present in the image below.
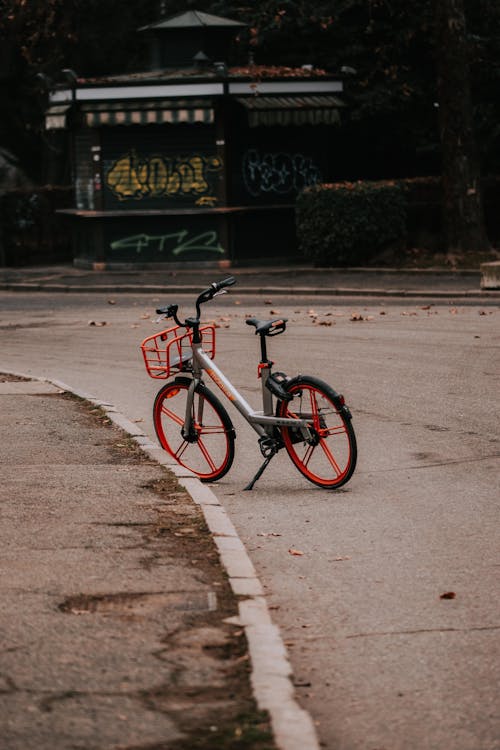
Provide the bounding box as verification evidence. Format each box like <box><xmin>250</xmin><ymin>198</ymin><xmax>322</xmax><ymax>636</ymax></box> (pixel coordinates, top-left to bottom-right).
<box><xmin>181</xmin><ymin>376</ymin><xmax>211</xmax><ymax>444</ymax></box>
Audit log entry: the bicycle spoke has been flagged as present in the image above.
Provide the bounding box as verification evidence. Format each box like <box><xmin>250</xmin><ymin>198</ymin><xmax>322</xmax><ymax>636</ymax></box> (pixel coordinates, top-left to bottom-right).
<box><xmin>161</xmin><ymin>403</ymin><xmax>184</xmax><ymax>427</ymax></box>
<box><xmin>196</xmin><ymin>437</ymin><xmax>218</xmax><ymax>473</ymax></box>
<box><xmin>322</xmin><ymin>423</ymin><xmax>348</xmax><ymax>437</ymax></box>
<box><xmin>318</xmin><ymin>437</ymin><xmax>343</xmax><ymax>477</ymax></box>
<box><xmin>197</xmin><ymin>423</ymin><xmax>227</xmax><ymax>435</ymax></box>
<box><xmin>309</xmin><ymin>389</ymin><xmax>320</xmax><ymax>429</ymax></box>
<box><xmin>301</xmin><ymin>442</ymin><xmax>316</xmax><ymax>468</ymax></box>
<box><xmin>174</xmin><ymin>440</ymin><xmax>190</xmax><ymax>461</ymax></box>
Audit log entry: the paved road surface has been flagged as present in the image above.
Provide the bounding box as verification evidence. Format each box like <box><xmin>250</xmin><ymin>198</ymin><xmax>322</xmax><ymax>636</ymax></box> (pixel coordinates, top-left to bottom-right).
<box><xmin>1</xmin><ymin>290</ymin><xmax>499</xmax><ymax>750</ymax></box>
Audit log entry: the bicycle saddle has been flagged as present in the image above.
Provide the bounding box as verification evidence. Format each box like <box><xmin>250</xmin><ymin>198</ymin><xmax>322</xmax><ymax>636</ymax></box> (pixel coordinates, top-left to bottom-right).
<box><xmin>246</xmin><ymin>317</ymin><xmax>288</xmax><ymax>336</ymax></box>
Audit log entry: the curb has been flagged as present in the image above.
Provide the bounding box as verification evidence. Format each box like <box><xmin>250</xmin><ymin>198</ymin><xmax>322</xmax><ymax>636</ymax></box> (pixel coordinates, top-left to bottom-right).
<box><xmin>3</xmin><ymin>368</ymin><xmax>320</xmax><ymax>750</ymax></box>
<box><xmin>1</xmin><ymin>281</ymin><xmax>500</xmax><ymax>301</ymax></box>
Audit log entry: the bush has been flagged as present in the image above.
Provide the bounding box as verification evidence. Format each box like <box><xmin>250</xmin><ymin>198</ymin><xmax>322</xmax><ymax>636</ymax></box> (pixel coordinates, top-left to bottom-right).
<box><xmin>296</xmin><ymin>180</ymin><xmax>407</xmax><ymax>266</ymax></box>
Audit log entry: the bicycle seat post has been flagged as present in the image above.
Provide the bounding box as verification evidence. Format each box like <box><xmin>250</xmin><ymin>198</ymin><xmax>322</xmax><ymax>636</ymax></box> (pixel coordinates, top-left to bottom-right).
<box><xmin>256</xmin><ymin>333</ymin><xmax>275</xmax><ymax>418</ymax></box>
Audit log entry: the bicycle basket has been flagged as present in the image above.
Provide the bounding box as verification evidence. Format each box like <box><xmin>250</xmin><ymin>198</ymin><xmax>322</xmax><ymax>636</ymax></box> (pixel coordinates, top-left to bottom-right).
<box><xmin>140</xmin><ymin>324</ymin><xmax>216</xmax><ymax>379</ymax></box>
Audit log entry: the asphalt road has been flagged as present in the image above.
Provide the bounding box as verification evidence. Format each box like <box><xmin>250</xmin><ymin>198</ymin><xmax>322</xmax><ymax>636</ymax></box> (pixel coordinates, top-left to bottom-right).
<box><xmin>1</xmin><ymin>290</ymin><xmax>499</xmax><ymax>750</ymax></box>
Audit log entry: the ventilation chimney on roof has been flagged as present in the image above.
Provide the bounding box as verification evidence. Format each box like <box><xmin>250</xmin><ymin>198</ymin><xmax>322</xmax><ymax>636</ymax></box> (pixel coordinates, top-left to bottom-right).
<box><xmin>139</xmin><ymin>9</ymin><xmax>245</xmax><ymax>70</ymax></box>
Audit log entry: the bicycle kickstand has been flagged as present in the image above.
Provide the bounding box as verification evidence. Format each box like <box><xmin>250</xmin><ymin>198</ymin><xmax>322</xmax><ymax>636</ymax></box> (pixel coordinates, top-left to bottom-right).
<box><xmin>243</xmin><ymin>437</ymin><xmax>279</xmax><ymax>491</ymax></box>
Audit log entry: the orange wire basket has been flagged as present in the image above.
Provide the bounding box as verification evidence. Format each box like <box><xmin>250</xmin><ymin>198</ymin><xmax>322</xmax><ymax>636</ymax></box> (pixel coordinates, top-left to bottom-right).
<box><xmin>140</xmin><ymin>324</ymin><xmax>216</xmax><ymax>379</ymax></box>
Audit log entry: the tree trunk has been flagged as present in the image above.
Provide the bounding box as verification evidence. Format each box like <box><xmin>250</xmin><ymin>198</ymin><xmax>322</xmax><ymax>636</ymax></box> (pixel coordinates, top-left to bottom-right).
<box><xmin>435</xmin><ymin>0</ymin><xmax>490</xmax><ymax>253</ymax></box>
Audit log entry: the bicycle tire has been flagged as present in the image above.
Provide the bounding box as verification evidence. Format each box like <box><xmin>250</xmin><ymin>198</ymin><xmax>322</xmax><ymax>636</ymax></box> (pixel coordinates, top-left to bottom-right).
<box><xmin>153</xmin><ymin>377</ymin><xmax>235</xmax><ymax>483</ymax></box>
<box><xmin>277</xmin><ymin>375</ymin><xmax>357</xmax><ymax>489</ymax></box>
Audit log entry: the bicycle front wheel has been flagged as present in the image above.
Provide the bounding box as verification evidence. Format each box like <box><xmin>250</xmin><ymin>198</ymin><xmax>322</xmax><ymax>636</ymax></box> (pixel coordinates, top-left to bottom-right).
<box><xmin>153</xmin><ymin>377</ymin><xmax>235</xmax><ymax>482</ymax></box>
<box><xmin>278</xmin><ymin>375</ymin><xmax>357</xmax><ymax>489</ymax></box>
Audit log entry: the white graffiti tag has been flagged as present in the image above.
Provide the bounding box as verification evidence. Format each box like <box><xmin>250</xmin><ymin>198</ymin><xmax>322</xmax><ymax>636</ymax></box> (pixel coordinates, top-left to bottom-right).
<box><xmin>242</xmin><ymin>149</ymin><xmax>322</xmax><ymax>197</ymax></box>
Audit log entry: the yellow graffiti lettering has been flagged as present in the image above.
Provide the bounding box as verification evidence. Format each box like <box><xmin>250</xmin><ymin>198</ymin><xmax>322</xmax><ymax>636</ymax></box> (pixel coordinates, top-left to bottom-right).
<box><xmin>147</xmin><ymin>156</ymin><xmax>168</xmax><ymax>196</ymax></box>
<box><xmin>106</xmin><ymin>152</ymin><xmax>145</xmax><ymax>199</ymax></box>
<box><xmin>105</xmin><ymin>151</ymin><xmax>222</xmax><ymax>201</ymax></box>
<box><xmin>189</xmin><ymin>155</ymin><xmax>209</xmax><ymax>194</ymax></box>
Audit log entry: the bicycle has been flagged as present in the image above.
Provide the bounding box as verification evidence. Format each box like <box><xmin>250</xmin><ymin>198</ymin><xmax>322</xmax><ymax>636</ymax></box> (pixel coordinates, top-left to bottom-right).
<box><xmin>140</xmin><ymin>277</ymin><xmax>357</xmax><ymax>491</ymax></box>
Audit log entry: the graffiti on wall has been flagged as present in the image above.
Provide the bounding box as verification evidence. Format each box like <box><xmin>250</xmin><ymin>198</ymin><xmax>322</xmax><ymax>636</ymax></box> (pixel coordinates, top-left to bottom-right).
<box><xmin>242</xmin><ymin>149</ymin><xmax>322</xmax><ymax>197</ymax></box>
<box><xmin>105</xmin><ymin>151</ymin><xmax>222</xmax><ymax>203</ymax></box>
<box><xmin>110</xmin><ymin>229</ymin><xmax>224</xmax><ymax>257</ymax></box>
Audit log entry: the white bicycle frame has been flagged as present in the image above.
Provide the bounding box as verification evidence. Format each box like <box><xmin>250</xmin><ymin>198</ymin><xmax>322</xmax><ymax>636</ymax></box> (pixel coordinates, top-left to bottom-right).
<box><xmin>185</xmin><ymin>340</ymin><xmax>311</xmax><ymax>439</ymax></box>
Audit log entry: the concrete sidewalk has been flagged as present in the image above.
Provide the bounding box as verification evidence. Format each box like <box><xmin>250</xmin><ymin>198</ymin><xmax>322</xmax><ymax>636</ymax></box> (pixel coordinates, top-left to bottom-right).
<box><xmin>0</xmin><ymin>374</ymin><xmax>318</xmax><ymax>750</ymax></box>
<box><xmin>0</xmin><ymin>263</ymin><xmax>499</xmax><ymax>300</ymax></box>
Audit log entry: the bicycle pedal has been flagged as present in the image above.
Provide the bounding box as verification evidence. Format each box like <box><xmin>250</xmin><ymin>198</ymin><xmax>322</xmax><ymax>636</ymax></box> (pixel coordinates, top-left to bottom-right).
<box><xmin>265</xmin><ymin>372</ymin><xmax>292</xmax><ymax>401</ymax></box>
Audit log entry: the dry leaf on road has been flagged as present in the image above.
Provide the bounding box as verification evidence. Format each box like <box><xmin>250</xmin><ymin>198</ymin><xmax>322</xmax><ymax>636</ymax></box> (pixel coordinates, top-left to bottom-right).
<box><xmin>440</xmin><ymin>591</ymin><xmax>456</xmax><ymax>599</ymax></box>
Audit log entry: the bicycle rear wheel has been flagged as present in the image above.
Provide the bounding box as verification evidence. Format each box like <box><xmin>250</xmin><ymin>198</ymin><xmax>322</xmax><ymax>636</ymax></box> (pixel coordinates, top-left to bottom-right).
<box><xmin>153</xmin><ymin>377</ymin><xmax>235</xmax><ymax>482</ymax></box>
<box><xmin>278</xmin><ymin>375</ymin><xmax>357</xmax><ymax>489</ymax></box>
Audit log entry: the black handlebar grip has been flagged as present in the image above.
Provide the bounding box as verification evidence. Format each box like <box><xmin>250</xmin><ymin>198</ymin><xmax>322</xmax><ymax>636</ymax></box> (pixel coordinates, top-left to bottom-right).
<box><xmin>156</xmin><ymin>304</ymin><xmax>178</xmax><ymax>317</ymax></box>
<box><xmin>214</xmin><ymin>276</ymin><xmax>236</xmax><ymax>291</ymax></box>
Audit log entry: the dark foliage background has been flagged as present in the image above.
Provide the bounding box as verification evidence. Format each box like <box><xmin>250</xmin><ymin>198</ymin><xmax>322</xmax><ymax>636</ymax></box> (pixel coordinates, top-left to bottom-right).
<box><xmin>1</xmin><ymin>1</ymin><xmax>499</xmax><ymax>189</ymax></box>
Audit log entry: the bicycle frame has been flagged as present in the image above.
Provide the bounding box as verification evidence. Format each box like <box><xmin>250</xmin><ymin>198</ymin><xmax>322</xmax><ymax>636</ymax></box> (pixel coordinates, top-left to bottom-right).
<box><xmin>188</xmin><ymin>340</ymin><xmax>311</xmax><ymax>438</ymax></box>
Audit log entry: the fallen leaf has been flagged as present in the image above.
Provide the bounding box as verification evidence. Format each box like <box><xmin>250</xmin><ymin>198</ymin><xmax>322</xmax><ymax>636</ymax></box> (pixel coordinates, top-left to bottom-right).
<box><xmin>318</xmin><ymin>320</ymin><xmax>333</xmax><ymax>326</ymax></box>
<box><xmin>440</xmin><ymin>591</ymin><xmax>456</xmax><ymax>599</ymax></box>
<box><xmin>88</xmin><ymin>320</ymin><xmax>107</xmax><ymax>326</ymax></box>
<box><xmin>264</xmin><ymin>300</ymin><xmax>273</xmax><ymax>305</ymax></box>
<box><xmin>257</xmin><ymin>532</ymin><xmax>282</xmax><ymax>537</ymax></box>
<box><xmin>270</xmin><ymin>309</ymin><xmax>280</xmax><ymax>314</ymax></box>
<box><xmin>350</xmin><ymin>313</ymin><xmax>364</xmax><ymax>321</ymax></box>
<box><xmin>331</xmin><ymin>556</ymin><xmax>351</xmax><ymax>562</ymax></box>
<box><xmin>289</xmin><ymin>548</ymin><xmax>304</xmax><ymax>556</ymax></box>
<box><xmin>107</xmin><ymin>299</ymin><xmax>116</xmax><ymax>305</ymax></box>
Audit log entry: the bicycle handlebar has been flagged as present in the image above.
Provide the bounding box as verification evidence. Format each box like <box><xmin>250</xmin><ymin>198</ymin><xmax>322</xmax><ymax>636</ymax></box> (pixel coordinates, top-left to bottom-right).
<box><xmin>156</xmin><ymin>277</ymin><xmax>236</xmax><ymax>327</ymax></box>
<box><xmin>196</xmin><ymin>276</ymin><xmax>236</xmax><ymax>304</ymax></box>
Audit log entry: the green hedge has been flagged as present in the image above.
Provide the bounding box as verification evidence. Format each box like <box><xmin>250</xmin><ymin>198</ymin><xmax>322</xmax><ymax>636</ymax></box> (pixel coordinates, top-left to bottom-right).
<box><xmin>296</xmin><ymin>180</ymin><xmax>407</xmax><ymax>266</ymax></box>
